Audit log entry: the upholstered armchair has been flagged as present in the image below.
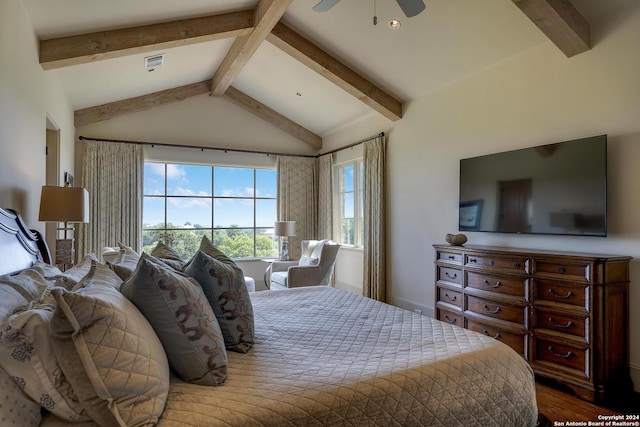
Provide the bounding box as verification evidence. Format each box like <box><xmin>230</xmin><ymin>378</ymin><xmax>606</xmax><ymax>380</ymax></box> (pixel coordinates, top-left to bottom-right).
<box><xmin>270</xmin><ymin>240</ymin><xmax>340</xmax><ymax>290</ymax></box>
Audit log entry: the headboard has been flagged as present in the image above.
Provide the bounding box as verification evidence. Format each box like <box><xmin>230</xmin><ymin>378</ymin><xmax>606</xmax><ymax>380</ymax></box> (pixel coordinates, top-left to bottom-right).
<box><xmin>0</xmin><ymin>208</ymin><xmax>51</xmax><ymax>275</ymax></box>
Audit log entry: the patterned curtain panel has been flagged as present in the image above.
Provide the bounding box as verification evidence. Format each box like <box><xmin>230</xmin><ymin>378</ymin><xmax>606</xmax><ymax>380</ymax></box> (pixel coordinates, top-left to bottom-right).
<box><xmin>277</xmin><ymin>156</ymin><xmax>318</xmax><ymax>260</ymax></box>
<box><xmin>363</xmin><ymin>135</ymin><xmax>386</xmax><ymax>301</ymax></box>
<box><xmin>77</xmin><ymin>140</ymin><xmax>144</xmax><ymax>260</ymax></box>
<box><xmin>317</xmin><ymin>154</ymin><xmax>333</xmax><ymax>240</ymax></box>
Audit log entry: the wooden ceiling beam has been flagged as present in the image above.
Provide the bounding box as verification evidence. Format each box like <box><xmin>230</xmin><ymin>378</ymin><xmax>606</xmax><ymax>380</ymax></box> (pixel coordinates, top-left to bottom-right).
<box><xmin>74</xmin><ymin>81</ymin><xmax>321</xmax><ymax>149</ymax></box>
<box><xmin>210</xmin><ymin>0</ymin><xmax>294</xmax><ymax>96</ymax></box>
<box><xmin>511</xmin><ymin>0</ymin><xmax>590</xmax><ymax>57</ymax></box>
<box><xmin>40</xmin><ymin>10</ymin><xmax>254</xmax><ymax>70</ymax></box>
<box><xmin>267</xmin><ymin>22</ymin><xmax>403</xmax><ymax>121</ymax></box>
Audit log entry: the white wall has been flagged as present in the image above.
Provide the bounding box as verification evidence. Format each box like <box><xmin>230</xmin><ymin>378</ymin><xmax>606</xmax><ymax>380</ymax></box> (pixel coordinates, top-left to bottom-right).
<box><xmin>324</xmin><ymin>4</ymin><xmax>640</xmax><ymax>391</ymax></box>
<box><xmin>0</xmin><ymin>0</ymin><xmax>74</xmax><ymax>229</ymax></box>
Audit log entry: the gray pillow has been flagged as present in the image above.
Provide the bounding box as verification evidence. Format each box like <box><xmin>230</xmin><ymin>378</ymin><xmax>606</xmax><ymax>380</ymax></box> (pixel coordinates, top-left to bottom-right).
<box><xmin>184</xmin><ymin>250</ymin><xmax>254</xmax><ymax>353</ymax></box>
<box><xmin>121</xmin><ymin>253</ymin><xmax>228</xmax><ymax>386</ymax></box>
<box><xmin>150</xmin><ymin>242</ymin><xmax>186</xmax><ymax>271</ymax></box>
<box><xmin>50</xmin><ymin>261</ymin><xmax>169</xmax><ymax>426</ymax></box>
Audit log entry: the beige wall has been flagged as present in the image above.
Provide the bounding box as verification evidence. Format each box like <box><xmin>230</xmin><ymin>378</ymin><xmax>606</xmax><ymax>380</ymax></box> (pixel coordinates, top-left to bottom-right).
<box><xmin>0</xmin><ymin>0</ymin><xmax>74</xmax><ymax>230</ymax></box>
<box><xmin>324</xmin><ymin>4</ymin><xmax>640</xmax><ymax>391</ymax></box>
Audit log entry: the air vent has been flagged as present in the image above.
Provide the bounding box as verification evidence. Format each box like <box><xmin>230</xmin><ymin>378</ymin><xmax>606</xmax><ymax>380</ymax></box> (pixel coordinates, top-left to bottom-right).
<box><xmin>144</xmin><ymin>54</ymin><xmax>165</xmax><ymax>71</ymax></box>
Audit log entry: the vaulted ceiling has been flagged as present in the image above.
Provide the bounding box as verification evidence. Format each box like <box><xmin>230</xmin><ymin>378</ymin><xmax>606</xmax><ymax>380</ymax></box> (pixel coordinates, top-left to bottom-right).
<box><xmin>23</xmin><ymin>0</ymin><xmax>618</xmax><ymax>151</ymax></box>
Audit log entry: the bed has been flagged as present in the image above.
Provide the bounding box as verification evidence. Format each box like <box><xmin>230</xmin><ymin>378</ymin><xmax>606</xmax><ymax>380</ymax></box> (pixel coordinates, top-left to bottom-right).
<box><xmin>0</xmin><ymin>207</ymin><xmax>538</xmax><ymax>426</ymax></box>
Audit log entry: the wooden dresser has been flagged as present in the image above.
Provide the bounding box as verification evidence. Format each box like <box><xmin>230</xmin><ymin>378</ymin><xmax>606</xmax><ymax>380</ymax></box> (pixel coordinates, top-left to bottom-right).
<box><xmin>433</xmin><ymin>244</ymin><xmax>632</xmax><ymax>402</ymax></box>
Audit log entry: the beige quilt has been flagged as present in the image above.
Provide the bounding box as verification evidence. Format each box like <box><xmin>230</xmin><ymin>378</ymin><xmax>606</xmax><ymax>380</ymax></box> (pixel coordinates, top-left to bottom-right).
<box><xmin>42</xmin><ymin>286</ymin><xmax>538</xmax><ymax>426</ymax></box>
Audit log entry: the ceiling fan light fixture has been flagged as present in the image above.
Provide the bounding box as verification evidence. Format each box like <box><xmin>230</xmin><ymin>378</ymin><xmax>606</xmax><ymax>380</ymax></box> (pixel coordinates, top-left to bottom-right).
<box><xmin>389</xmin><ymin>19</ymin><xmax>401</xmax><ymax>29</ymax></box>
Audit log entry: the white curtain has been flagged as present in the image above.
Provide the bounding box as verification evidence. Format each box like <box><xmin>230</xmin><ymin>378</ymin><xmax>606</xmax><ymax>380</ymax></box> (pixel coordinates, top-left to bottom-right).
<box><xmin>277</xmin><ymin>156</ymin><xmax>318</xmax><ymax>260</ymax></box>
<box><xmin>363</xmin><ymin>135</ymin><xmax>386</xmax><ymax>301</ymax></box>
<box><xmin>317</xmin><ymin>154</ymin><xmax>333</xmax><ymax>240</ymax></box>
<box><xmin>77</xmin><ymin>140</ymin><xmax>144</xmax><ymax>259</ymax></box>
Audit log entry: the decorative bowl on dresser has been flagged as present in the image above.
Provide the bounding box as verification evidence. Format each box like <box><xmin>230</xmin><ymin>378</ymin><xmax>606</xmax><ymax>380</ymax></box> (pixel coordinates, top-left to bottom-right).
<box><xmin>433</xmin><ymin>244</ymin><xmax>632</xmax><ymax>403</ymax></box>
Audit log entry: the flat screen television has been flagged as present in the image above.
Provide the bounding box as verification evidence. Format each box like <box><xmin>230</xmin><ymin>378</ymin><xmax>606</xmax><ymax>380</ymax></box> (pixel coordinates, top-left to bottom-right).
<box><xmin>459</xmin><ymin>135</ymin><xmax>607</xmax><ymax>236</ymax></box>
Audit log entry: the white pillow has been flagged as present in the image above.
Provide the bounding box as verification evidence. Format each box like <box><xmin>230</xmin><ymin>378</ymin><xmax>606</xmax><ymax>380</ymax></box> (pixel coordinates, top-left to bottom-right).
<box><xmin>298</xmin><ymin>255</ymin><xmax>319</xmax><ymax>266</ymax></box>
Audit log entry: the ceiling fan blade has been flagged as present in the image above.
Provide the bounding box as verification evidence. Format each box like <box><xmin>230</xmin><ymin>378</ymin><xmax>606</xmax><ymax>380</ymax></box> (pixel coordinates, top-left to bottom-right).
<box><xmin>395</xmin><ymin>0</ymin><xmax>426</xmax><ymax>18</ymax></box>
<box><xmin>313</xmin><ymin>0</ymin><xmax>340</xmax><ymax>13</ymax></box>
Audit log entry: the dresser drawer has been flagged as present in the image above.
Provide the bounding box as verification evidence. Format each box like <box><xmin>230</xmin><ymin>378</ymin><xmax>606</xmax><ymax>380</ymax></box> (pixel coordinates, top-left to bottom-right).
<box><xmin>466</xmin><ymin>271</ymin><xmax>528</xmax><ymax>299</ymax></box>
<box><xmin>534</xmin><ymin>308</ymin><xmax>588</xmax><ymax>341</ymax></box>
<box><xmin>465</xmin><ymin>253</ymin><xmax>529</xmax><ymax>273</ymax></box>
<box><xmin>535</xmin><ymin>280</ymin><xmax>588</xmax><ymax>309</ymax></box>
<box><xmin>534</xmin><ymin>337</ymin><xmax>589</xmax><ymax>378</ymax></box>
<box><xmin>466</xmin><ymin>295</ymin><xmax>527</xmax><ymax>325</ymax></box>
<box><xmin>437</xmin><ymin>251</ymin><xmax>462</xmax><ymax>265</ymax></box>
<box><xmin>467</xmin><ymin>320</ymin><xmax>528</xmax><ymax>357</ymax></box>
<box><xmin>437</xmin><ymin>266</ymin><xmax>462</xmax><ymax>286</ymax></box>
<box><xmin>437</xmin><ymin>308</ymin><xmax>463</xmax><ymax>328</ymax></box>
<box><xmin>437</xmin><ymin>287</ymin><xmax>462</xmax><ymax>309</ymax></box>
<box><xmin>534</xmin><ymin>259</ymin><xmax>593</xmax><ymax>283</ymax></box>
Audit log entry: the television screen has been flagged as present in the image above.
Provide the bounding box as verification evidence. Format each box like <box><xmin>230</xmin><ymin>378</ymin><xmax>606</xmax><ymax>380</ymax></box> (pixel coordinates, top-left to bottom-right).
<box><xmin>459</xmin><ymin>135</ymin><xmax>607</xmax><ymax>236</ymax></box>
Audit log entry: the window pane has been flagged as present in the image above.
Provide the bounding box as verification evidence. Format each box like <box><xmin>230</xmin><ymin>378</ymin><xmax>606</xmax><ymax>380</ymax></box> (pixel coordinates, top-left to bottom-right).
<box><xmin>144</xmin><ymin>163</ymin><xmax>165</xmax><ymax>195</ymax></box>
<box><xmin>167</xmin><ymin>164</ymin><xmax>212</xmax><ymax>196</ymax></box>
<box><xmin>167</xmin><ymin>197</ymin><xmax>212</xmax><ymax>228</ymax></box>
<box><xmin>213</xmin><ymin>228</ymin><xmax>254</xmax><ymax>258</ymax></box>
<box><xmin>256</xmin><ymin>199</ymin><xmax>276</xmax><ymax>228</ymax></box>
<box><xmin>342</xmin><ymin>192</ymin><xmax>354</xmax><ymax>218</ymax></box>
<box><xmin>341</xmin><ymin>218</ymin><xmax>355</xmax><ymax>245</ymax></box>
<box><xmin>214</xmin><ymin>167</ymin><xmax>254</xmax><ymax>197</ymax></box>
<box><xmin>342</xmin><ymin>164</ymin><xmax>354</xmax><ymax>191</ymax></box>
<box><xmin>256</xmin><ymin>228</ymin><xmax>278</xmax><ymax>258</ymax></box>
<box><xmin>256</xmin><ymin>169</ymin><xmax>276</xmax><ymax>198</ymax></box>
<box><xmin>143</xmin><ymin>197</ymin><xmax>165</xmax><ymax>228</ymax></box>
<box><xmin>214</xmin><ymin>198</ymin><xmax>254</xmax><ymax>227</ymax></box>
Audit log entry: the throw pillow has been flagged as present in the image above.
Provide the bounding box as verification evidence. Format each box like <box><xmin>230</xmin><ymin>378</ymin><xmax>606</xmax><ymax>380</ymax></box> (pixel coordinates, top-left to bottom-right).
<box><xmin>0</xmin><ymin>268</ymin><xmax>55</xmax><ymax>301</ymax></box>
<box><xmin>184</xmin><ymin>250</ymin><xmax>254</xmax><ymax>353</ymax></box>
<box><xmin>298</xmin><ymin>255</ymin><xmax>319</xmax><ymax>266</ymax></box>
<box><xmin>53</xmin><ymin>254</ymin><xmax>98</xmax><ymax>290</ymax></box>
<box><xmin>50</xmin><ymin>266</ymin><xmax>169</xmax><ymax>427</ymax></box>
<box><xmin>107</xmin><ymin>242</ymin><xmax>141</xmax><ymax>281</ymax></box>
<box><xmin>0</xmin><ymin>365</ymin><xmax>41</xmax><ymax>427</ymax></box>
<box><xmin>71</xmin><ymin>259</ymin><xmax>123</xmax><ymax>291</ymax></box>
<box><xmin>121</xmin><ymin>253</ymin><xmax>227</xmax><ymax>386</ymax></box>
<box><xmin>0</xmin><ymin>297</ymin><xmax>89</xmax><ymax>421</ymax></box>
<box><xmin>150</xmin><ymin>242</ymin><xmax>186</xmax><ymax>271</ymax></box>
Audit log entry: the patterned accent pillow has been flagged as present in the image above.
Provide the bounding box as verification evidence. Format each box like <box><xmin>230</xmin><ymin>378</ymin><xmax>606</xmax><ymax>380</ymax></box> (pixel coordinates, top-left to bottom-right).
<box><xmin>0</xmin><ymin>365</ymin><xmax>41</xmax><ymax>427</ymax></box>
<box><xmin>0</xmin><ymin>297</ymin><xmax>89</xmax><ymax>421</ymax></box>
<box><xmin>184</xmin><ymin>250</ymin><xmax>254</xmax><ymax>353</ymax></box>
<box><xmin>50</xmin><ymin>265</ymin><xmax>169</xmax><ymax>426</ymax></box>
<box><xmin>150</xmin><ymin>242</ymin><xmax>186</xmax><ymax>271</ymax></box>
<box><xmin>121</xmin><ymin>253</ymin><xmax>228</xmax><ymax>386</ymax></box>
<box><xmin>107</xmin><ymin>242</ymin><xmax>141</xmax><ymax>281</ymax></box>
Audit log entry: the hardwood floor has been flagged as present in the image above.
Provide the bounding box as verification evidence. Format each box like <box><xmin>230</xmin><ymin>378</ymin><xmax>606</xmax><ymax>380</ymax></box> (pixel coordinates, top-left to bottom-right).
<box><xmin>536</xmin><ymin>378</ymin><xmax>640</xmax><ymax>425</ymax></box>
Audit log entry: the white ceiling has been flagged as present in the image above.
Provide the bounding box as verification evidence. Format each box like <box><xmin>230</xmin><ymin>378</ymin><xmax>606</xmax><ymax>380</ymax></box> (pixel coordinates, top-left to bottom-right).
<box><xmin>22</xmin><ymin>0</ymin><xmax>636</xmax><ymax>139</ymax></box>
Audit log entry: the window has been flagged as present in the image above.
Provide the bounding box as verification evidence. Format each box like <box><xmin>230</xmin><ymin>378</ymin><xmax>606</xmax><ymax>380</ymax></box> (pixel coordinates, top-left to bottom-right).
<box><xmin>334</xmin><ymin>160</ymin><xmax>364</xmax><ymax>247</ymax></box>
<box><xmin>143</xmin><ymin>162</ymin><xmax>278</xmax><ymax>259</ymax></box>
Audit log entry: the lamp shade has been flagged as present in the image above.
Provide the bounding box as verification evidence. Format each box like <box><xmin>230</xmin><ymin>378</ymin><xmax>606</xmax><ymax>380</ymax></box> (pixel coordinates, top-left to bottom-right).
<box><xmin>274</xmin><ymin>221</ymin><xmax>296</xmax><ymax>237</ymax></box>
<box><xmin>39</xmin><ymin>186</ymin><xmax>89</xmax><ymax>223</ymax></box>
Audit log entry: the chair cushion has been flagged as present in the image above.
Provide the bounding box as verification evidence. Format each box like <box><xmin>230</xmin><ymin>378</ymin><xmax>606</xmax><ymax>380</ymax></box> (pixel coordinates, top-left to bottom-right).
<box><xmin>121</xmin><ymin>253</ymin><xmax>228</xmax><ymax>386</ymax></box>
<box><xmin>50</xmin><ymin>261</ymin><xmax>169</xmax><ymax>427</ymax></box>
<box><xmin>271</xmin><ymin>271</ymin><xmax>288</xmax><ymax>287</ymax></box>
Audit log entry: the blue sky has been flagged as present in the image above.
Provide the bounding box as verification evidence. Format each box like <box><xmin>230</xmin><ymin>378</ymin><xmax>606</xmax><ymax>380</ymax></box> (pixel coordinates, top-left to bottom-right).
<box><xmin>143</xmin><ymin>163</ymin><xmax>277</xmax><ymax>229</ymax></box>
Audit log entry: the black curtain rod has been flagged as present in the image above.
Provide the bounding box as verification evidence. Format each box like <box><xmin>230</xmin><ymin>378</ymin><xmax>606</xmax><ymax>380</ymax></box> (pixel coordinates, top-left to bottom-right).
<box><xmin>78</xmin><ymin>132</ymin><xmax>384</xmax><ymax>159</ymax></box>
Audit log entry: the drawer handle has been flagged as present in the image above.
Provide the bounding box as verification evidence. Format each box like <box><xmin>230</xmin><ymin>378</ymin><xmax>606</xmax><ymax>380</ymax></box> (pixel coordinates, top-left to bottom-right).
<box><xmin>484</xmin><ymin>279</ymin><xmax>501</xmax><ymax>288</ymax></box>
<box><xmin>483</xmin><ymin>329</ymin><xmax>502</xmax><ymax>339</ymax></box>
<box><xmin>548</xmin><ymin>346</ymin><xmax>573</xmax><ymax>359</ymax></box>
<box><xmin>558</xmin><ymin>267</ymin><xmax>566</xmax><ymax>274</ymax></box>
<box><xmin>444</xmin><ymin>315</ymin><xmax>457</xmax><ymax>324</ymax></box>
<box><xmin>448</xmin><ymin>255</ymin><xmax>455</xmax><ymax>260</ymax></box>
<box><xmin>548</xmin><ymin>289</ymin><xmax>574</xmax><ymax>299</ymax></box>
<box><xmin>445</xmin><ymin>293</ymin><xmax>457</xmax><ymax>302</ymax></box>
<box><xmin>445</xmin><ymin>272</ymin><xmax>458</xmax><ymax>279</ymax></box>
<box><xmin>548</xmin><ymin>317</ymin><xmax>573</xmax><ymax>329</ymax></box>
<box><xmin>490</xmin><ymin>260</ymin><xmax>495</xmax><ymax>266</ymax></box>
<box><xmin>469</xmin><ymin>258</ymin><xmax>477</xmax><ymax>263</ymax></box>
<box><xmin>483</xmin><ymin>304</ymin><xmax>501</xmax><ymax>314</ymax></box>
<box><xmin>513</xmin><ymin>262</ymin><xmax>521</xmax><ymax>269</ymax></box>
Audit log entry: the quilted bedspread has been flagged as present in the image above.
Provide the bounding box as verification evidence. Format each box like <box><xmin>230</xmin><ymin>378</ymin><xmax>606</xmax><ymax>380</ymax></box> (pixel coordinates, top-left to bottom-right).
<box><xmin>42</xmin><ymin>286</ymin><xmax>538</xmax><ymax>427</ymax></box>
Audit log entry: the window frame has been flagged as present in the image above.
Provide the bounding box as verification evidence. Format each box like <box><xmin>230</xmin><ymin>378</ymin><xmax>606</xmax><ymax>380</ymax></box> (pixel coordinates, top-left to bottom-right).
<box><xmin>143</xmin><ymin>161</ymin><xmax>278</xmax><ymax>259</ymax></box>
<box><xmin>333</xmin><ymin>158</ymin><xmax>364</xmax><ymax>249</ymax></box>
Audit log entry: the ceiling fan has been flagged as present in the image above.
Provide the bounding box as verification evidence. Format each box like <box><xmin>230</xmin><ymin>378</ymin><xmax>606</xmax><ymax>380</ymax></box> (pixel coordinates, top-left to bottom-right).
<box><xmin>313</xmin><ymin>0</ymin><xmax>426</xmax><ymax>18</ymax></box>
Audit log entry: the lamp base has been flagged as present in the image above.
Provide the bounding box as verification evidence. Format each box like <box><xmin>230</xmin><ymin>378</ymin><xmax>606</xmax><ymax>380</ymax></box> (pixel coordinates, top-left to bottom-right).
<box><xmin>55</xmin><ymin>239</ymin><xmax>74</xmax><ymax>271</ymax></box>
<box><xmin>279</xmin><ymin>237</ymin><xmax>290</xmax><ymax>261</ymax></box>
